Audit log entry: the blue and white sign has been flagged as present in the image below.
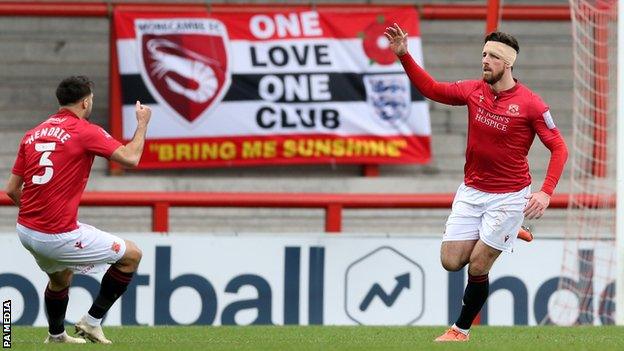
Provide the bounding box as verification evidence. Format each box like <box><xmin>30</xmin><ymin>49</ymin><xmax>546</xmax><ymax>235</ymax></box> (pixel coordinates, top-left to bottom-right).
<box><xmin>0</xmin><ymin>233</ymin><xmax>616</xmax><ymax>326</ymax></box>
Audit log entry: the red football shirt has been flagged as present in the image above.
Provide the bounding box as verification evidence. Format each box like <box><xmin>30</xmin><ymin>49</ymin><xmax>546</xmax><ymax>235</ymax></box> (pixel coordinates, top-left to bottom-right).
<box><xmin>400</xmin><ymin>53</ymin><xmax>566</xmax><ymax>194</ymax></box>
<box><xmin>440</xmin><ymin>79</ymin><xmax>560</xmax><ymax>193</ymax></box>
<box><xmin>11</xmin><ymin>109</ymin><xmax>122</xmax><ymax>234</ymax></box>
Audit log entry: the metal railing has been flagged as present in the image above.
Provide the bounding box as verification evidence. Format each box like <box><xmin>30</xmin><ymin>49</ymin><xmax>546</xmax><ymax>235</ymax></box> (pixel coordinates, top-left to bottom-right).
<box><xmin>1</xmin><ymin>191</ymin><xmax>579</xmax><ymax>232</ymax></box>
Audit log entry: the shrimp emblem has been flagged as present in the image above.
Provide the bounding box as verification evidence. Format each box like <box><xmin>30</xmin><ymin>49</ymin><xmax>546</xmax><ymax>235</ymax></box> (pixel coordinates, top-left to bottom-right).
<box><xmin>136</xmin><ymin>18</ymin><xmax>231</xmax><ymax>123</ymax></box>
<box><xmin>147</xmin><ymin>39</ymin><xmax>220</xmax><ymax>104</ymax></box>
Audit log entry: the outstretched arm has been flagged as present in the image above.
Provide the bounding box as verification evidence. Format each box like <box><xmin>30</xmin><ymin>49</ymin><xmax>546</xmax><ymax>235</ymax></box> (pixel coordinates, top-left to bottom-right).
<box><xmin>385</xmin><ymin>23</ymin><xmax>468</xmax><ymax>105</ymax></box>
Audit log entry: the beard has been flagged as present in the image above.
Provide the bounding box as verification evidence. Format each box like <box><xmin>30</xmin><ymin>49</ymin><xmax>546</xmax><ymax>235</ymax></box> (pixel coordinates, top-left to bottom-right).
<box><xmin>482</xmin><ymin>68</ymin><xmax>504</xmax><ymax>85</ymax></box>
<box><xmin>84</xmin><ymin>105</ymin><xmax>93</xmax><ymax>120</ymax></box>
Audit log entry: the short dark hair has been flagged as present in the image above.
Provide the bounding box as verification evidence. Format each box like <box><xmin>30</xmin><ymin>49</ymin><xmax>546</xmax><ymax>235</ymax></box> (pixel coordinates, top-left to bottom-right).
<box><xmin>484</xmin><ymin>32</ymin><xmax>519</xmax><ymax>54</ymax></box>
<box><xmin>55</xmin><ymin>76</ymin><xmax>93</xmax><ymax>106</ymax></box>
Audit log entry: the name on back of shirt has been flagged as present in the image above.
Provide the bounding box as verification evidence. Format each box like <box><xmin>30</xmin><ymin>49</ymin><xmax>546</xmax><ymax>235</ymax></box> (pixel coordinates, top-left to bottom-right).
<box><xmin>25</xmin><ymin>126</ymin><xmax>71</xmax><ymax>145</ymax></box>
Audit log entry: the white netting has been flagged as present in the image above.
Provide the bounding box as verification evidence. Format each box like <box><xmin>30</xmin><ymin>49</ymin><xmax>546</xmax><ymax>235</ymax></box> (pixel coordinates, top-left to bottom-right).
<box><xmin>541</xmin><ymin>0</ymin><xmax>618</xmax><ymax>325</ymax></box>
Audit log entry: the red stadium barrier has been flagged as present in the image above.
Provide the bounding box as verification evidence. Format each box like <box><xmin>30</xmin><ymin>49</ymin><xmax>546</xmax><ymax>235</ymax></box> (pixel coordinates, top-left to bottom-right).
<box><xmin>420</xmin><ymin>4</ymin><xmax>570</xmax><ymax>21</ymax></box>
<box><xmin>0</xmin><ymin>2</ymin><xmax>108</xmax><ymax>16</ymax></box>
<box><xmin>0</xmin><ymin>2</ymin><xmax>571</xmax><ymax>20</ymax></box>
<box><xmin>0</xmin><ymin>192</ymin><xmax>583</xmax><ymax>232</ymax></box>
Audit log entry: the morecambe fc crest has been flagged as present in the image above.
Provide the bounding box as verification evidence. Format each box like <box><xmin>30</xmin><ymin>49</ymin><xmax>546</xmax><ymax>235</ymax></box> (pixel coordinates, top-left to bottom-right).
<box><xmin>111</xmin><ymin>241</ymin><xmax>121</xmax><ymax>254</ymax></box>
<box><xmin>135</xmin><ymin>18</ymin><xmax>231</xmax><ymax>124</ymax></box>
<box><xmin>508</xmin><ymin>103</ymin><xmax>520</xmax><ymax>116</ymax></box>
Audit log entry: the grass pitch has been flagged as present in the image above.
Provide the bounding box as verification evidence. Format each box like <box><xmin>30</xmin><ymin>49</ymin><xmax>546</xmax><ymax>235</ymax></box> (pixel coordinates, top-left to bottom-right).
<box><xmin>9</xmin><ymin>325</ymin><xmax>624</xmax><ymax>351</ymax></box>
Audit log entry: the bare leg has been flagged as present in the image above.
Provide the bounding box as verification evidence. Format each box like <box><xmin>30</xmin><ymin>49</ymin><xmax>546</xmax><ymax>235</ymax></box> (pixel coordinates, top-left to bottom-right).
<box><xmin>113</xmin><ymin>239</ymin><xmax>143</xmax><ymax>273</ymax></box>
<box><xmin>440</xmin><ymin>240</ymin><xmax>478</xmax><ymax>272</ymax></box>
<box><xmin>468</xmin><ymin>240</ymin><xmax>502</xmax><ymax>276</ymax></box>
<box><xmin>47</xmin><ymin>269</ymin><xmax>73</xmax><ymax>291</ymax></box>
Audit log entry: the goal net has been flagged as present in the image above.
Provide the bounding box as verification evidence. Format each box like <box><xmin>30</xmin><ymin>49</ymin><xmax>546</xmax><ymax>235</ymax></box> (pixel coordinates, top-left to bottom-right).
<box><xmin>540</xmin><ymin>0</ymin><xmax>618</xmax><ymax>325</ymax></box>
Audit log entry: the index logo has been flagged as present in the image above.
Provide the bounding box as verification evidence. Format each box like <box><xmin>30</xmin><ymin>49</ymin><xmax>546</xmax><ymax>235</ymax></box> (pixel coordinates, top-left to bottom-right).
<box><xmin>344</xmin><ymin>246</ymin><xmax>425</xmax><ymax>325</ymax></box>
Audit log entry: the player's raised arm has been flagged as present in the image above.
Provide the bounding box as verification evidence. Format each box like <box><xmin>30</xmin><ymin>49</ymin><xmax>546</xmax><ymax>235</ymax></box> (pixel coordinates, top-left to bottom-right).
<box><xmin>110</xmin><ymin>101</ymin><xmax>151</xmax><ymax>168</ymax></box>
<box><xmin>385</xmin><ymin>23</ymin><xmax>468</xmax><ymax>106</ymax></box>
<box><xmin>385</xmin><ymin>22</ymin><xmax>408</xmax><ymax>56</ymax></box>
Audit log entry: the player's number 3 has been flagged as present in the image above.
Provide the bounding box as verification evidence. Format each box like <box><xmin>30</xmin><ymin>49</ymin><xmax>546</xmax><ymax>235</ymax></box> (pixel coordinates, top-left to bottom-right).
<box><xmin>32</xmin><ymin>142</ymin><xmax>56</xmax><ymax>185</ymax></box>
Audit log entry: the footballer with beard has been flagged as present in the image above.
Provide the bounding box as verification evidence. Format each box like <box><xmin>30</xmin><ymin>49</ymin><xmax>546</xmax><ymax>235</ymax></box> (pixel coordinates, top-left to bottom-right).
<box><xmin>384</xmin><ymin>25</ymin><xmax>568</xmax><ymax>341</ymax></box>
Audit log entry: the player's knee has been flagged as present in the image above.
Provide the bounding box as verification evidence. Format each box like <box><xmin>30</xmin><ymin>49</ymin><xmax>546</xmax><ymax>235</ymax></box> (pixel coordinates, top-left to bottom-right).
<box><xmin>468</xmin><ymin>260</ymin><xmax>489</xmax><ymax>276</ymax></box>
<box><xmin>118</xmin><ymin>240</ymin><xmax>142</xmax><ymax>271</ymax></box>
<box><xmin>48</xmin><ymin>280</ymin><xmax>71</xmax><ymax>290</ymax></box>
<box><xmin>441</xmin><ymin>256</ymin><xmax>464</xmax><ymax>272</ymax></box>
<box><xmin>134</xmin><ymin>246</ymin><xmax>143</xmax><ymax>263</ymax></box>
<box><xmin>48</xmin><ymin>271</ymin><xmax>73</xmax><ymax>290</ymax></box>
<box><xmin>126</xmin><ymin>242</ymin><xmax>142</xmax><ymax>265</ymax></box>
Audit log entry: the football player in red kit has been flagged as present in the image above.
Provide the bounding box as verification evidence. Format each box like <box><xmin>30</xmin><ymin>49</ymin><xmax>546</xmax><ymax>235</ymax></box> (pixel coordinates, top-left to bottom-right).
<box><xmin>5</xmin><ymin>76</ymin><xmax>151</xmax><ymax>344</ymax></box>
<box><xmin>384</xmin><ymin>25</ymin><xmax>568</xmax><ymax>341</ymax></box>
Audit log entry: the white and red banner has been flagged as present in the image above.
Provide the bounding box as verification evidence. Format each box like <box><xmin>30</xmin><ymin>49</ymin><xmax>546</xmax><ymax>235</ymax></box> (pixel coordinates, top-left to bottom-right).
<box><xmin>112</xmin><ymin>6</ymin><xmax>431</xmax><ymax>168</ymax></box>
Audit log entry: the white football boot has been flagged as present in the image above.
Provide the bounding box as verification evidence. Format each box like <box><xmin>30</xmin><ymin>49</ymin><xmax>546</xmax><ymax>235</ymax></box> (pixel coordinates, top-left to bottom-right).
<box><xmin>75</xmin><ymin>316</ymin><xmax>112</xmax><ymax>344</ymax></box>
<box><xmin>44</xmin><ymin>331</ymin><xmax>86</xmax><ymax>344</ymax></box>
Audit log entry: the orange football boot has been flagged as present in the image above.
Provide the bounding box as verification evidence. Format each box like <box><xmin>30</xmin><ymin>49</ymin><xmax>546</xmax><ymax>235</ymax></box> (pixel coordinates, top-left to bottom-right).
<box><xmin>434</xmin><ymin>326</ymin><xmax>470</xmax><ymax>342</ymax></box>
<box><xmin>517</xmin><ymin>225</ymin><xmax>533</xmax><ymax>242</ymax></box>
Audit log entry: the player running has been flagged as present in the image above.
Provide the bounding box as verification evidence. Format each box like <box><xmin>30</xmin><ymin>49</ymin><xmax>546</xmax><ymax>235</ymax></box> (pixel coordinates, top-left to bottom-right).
<box><xmin>384</xmin><ymin>25</ymin><xmax>568</xmax><ymax>341</ymax></box>
<box><xmin>4</xmin><ymin>76</ymin><xmax>151</xmax><ymax>344</ymax></box>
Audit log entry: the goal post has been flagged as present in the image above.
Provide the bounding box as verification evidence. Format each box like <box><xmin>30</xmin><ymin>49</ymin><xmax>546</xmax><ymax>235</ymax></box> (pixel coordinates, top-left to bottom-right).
<box><xmin>617</xmin><ymin>0</ymin><xmax>624</xmax><ymax>327</ymax></box>
<box><xmin>542</xmin><ymin>0</ymin><xmax>619</xmax><ymax>326</ymax></box>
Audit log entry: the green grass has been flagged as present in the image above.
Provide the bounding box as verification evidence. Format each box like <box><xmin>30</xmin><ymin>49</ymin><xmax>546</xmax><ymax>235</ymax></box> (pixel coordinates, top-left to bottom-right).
<box><xmin>8</xmin><ymin>326</ymin><xmax>624</xmax><ymax>351</ymax></box>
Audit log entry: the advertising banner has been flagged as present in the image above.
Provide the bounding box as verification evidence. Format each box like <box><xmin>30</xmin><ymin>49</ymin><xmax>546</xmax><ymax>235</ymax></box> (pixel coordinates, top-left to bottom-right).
<box><xmin>0</xmin><ymin>234</ymin><xmax>615</xmax><ymax>326</ymax></box>
<box><xmin>112</xmin><ymin>6</ymin><xmax>431</xmax><ymax>168</ymax></box>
